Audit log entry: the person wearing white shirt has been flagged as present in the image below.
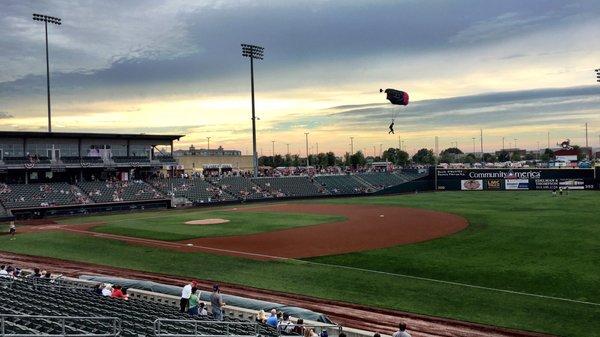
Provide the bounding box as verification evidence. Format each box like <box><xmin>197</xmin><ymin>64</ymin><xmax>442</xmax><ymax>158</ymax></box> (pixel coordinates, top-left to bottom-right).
<box><xmin>180</xmin><ymin>281</ymin><xmax>195</xmax><ymax>313</ymax></box>
<box><xmin>101</xmin><ymin>284</ymin><xmax>112</xmax><ymax>297</ymax></box>
<box><xmin>392</xmin><ymin>323</ymin><xmax>412</xmax><ymax>337</ymax></box>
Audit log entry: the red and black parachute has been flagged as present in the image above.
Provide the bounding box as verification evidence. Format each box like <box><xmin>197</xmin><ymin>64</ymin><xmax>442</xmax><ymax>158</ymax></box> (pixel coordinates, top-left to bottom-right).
<box><xmin>380</xmin><ymin>88</ymin><xmax>409</xmax><ymax>106</ymax></box>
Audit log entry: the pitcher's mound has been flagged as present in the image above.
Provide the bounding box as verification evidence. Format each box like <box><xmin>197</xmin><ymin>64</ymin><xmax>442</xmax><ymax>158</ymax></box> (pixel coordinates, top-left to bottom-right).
<box><xmin>185</xmin><ymin>219</ymin><xmax>230</xmax><ymax>225</ymax></box>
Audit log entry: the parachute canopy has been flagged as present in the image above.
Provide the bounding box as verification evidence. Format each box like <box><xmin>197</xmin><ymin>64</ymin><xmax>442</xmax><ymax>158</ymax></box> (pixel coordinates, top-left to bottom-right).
<box><xmin>380</xmin><ymin>88</ymin><xmax>409</xmax><ymax>106</ymax></box>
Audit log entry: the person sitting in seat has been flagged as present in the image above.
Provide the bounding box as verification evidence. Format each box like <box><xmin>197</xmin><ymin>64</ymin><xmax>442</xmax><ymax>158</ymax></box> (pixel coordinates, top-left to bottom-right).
<box><xmin>111</xmin><ymin>285</ymin><xmax>128</xmax><ymax>300</ymax></box>
<box><xmin>266</xmin><ymin>309</ymin><xmax>278</xmax><ymax>327</ymax></box>
<box><xmin>198</xmin><ymin>302</ymin><xmax>208</xmax><ymax>316</ymax></box>
<box><xmin>101</xmin><ymin>284</ymin><xmax>112</xmax><ymax>296</ymax></box>
<box><xmin>292</xmin><ymin>318</ymin><xmax>305</xmax><ymax>335</ymax></box>
<box><xmin>277</xmin><ymin>313</ymin><xmax>294</xmax><ymax>334</ymax></box>
<box><xmin>256</xmin><ymin>310</ymin><xmax>267</xmax><ymax>324</ymax></box>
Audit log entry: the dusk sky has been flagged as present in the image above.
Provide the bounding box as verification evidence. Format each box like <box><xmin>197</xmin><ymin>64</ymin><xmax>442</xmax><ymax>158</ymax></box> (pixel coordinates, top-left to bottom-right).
<box><xmin>2</xmin><ymin>0</ymin><xmax>600</xmax><ymax>155</ymax></box>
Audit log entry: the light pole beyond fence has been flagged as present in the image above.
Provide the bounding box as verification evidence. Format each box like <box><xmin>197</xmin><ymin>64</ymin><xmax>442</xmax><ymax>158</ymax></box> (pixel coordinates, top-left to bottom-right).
<box><xmin>33</xmin><ymin>13</ymin><xmax>61</xmax><ymax>133</ymax></box>
<box><xmin>242</xmin><ymin>43</ymin><xmax>264</xmax><ymax>177</ymax></box>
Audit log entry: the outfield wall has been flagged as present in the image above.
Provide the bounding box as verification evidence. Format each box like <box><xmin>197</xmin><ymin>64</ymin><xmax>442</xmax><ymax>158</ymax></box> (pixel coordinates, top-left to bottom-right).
<box><xmin>436</xmin><ymin>168</ymin><xmax>597</xmax><ymax>191</ymax></box>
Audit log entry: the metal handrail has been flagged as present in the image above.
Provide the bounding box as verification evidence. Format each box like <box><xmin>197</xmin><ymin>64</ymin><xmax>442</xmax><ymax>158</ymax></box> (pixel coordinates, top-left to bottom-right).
<box><xmin>0</xmin><ymin>315</ymin><xmax>121</xmax><ymax>337</ymax></box>
<box><xmin>153</xmin><ymin>319</ymin><xmax>259</xmax><ymax>337</ymax></box>
<box><xmin>28</xmin><ymin>277</ymin><xmax>94</xmax><ymax>291</ymax></box>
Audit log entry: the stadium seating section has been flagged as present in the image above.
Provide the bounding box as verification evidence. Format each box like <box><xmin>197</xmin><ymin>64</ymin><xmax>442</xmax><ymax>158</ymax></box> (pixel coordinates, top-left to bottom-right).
<box><xmin>3</xmin><ymin>156</ymin><xmax>51</xmax><ymax>165</ymax></box>
<box><xmin>0</xmin><ymin>183</ymin><xmax>91</xmax><ymax>209</ymax></box>
<box><xmin>252</xmin><ymin>177</ymin><xmax>328</xmax><ymax>197</ymax></box>
<box><xmin>78</xmin><ymin>181</ymin><xmax>165</xmax><ymax>203</ymax></box>
<box><xmin>213</xmin><ymin>176</ymin><xmax>271</xmax><ymax>200</ymax></box>
<box><xmin>61</xmin><ymin>156</ymin><xmax>104</xmax><ymax>164</ymax></box>
<box><xmin>356</xmin><ymin>172</ymin><xmax>410</xmax><ymax>189</ymax></box>
<box><xmin>313</xmin><ymin>175</ymin><xmax>372</xmax><ymax>195</ymax></box>
<box><xmin>112</xmin><ymin>156</ymin><xmax>151</xmax><ymax>164</ymax></box>
<box><xmin>0</xmin><ymin>171</ymin><xmax>426</xmax><ymax>212</ymax></box>
<box><xmin>0</xmin><ymin>278</ymin><xmax>278</xmax><ymax>337</ymax></box>
<box><xmin>149</xmin><ymin>178</ymin><xmax>236</xmax><ymax>204</ymax></box>
<box><xmin>156</xmin><ymin>156</ymin><xmax>177</xmax><ymax>163</ymax></box>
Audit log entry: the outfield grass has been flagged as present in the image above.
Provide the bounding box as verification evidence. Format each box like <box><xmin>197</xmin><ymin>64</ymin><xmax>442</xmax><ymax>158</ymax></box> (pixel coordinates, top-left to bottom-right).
<box><xmin>60</xmin><ymin>210</ymin><xmax>345</xmax><ymax>240</ymax></box>
<box><xmin>1</xmin><ymin>191</ymin><xmax>599</xmax><ymax>336</ymax></box>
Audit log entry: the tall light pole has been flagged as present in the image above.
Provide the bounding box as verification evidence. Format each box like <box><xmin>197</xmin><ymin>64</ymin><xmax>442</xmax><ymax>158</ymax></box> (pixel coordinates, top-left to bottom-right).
<box><xmin>316</xmin><ymin>142</ymin><xmax>319</xmax><ymax>154</ymax></box>
<box><xmin>206</xmin><ymin>137</ymin><xmax>211</xmax><ymax>151</ymax></box>
<box><xmin>480</xmin><ymin>129</ymin><xmax>483</xmax><ymax>157</ymax></box>
<box><xmin>350</xmin><ymin>137</ymin><xmax>354</xmax><ymax>154</ymax></box>
<box><xmin>271</xmin><ymin>140</ymin><xmax>275</xmax><ymax>157</ymax></box>
<box><xmin>286</xmin><ymin>143</ymin><xmax>290</xmax><ymax>155</ymax></box>
<box><xmin>585</xmin><ymin>122</ymin><xmax>588</xmax><ymax>147</ymax></box>
<box><xmin>33</xmin><ymin>13</ymin><xmax>61</xmax><ymax>133</ymax></box>
<box><xmin>514</xmin><ymin>138</ymin><xmax>518</xmax><ymax>149</ymax></box>
<box><xmin>242</xmin><ymin>43</ymin><xmax>264</xmax><ymax>178</ymax></box>
<box><xmin>471</xmin><ymin>137</ymin><xmax>476</xmax><ymax>153</ymax></box>
<box><xmin>596</xmin><ymin>68</ymin><xmax>600</xmax><ymax>83</ymax></box>
<box><xmin>304</xmin><ymin>132</ymin><xmax>310</xmax><ymax>167</ymax></box>
<box><xmin>502</xmin><ymin>137</ymin><xmax>505</xmax><ymax>150</ymax></box>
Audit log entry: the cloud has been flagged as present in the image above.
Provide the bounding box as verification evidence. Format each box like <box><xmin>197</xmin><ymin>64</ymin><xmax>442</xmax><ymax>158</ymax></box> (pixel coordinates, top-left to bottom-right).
<box><xmin>450</xmin><ymin>12</ymin><xmax>553</xmax><ymax>44</ymax></box>
<box><xmin>325</xmin><ymin>85</ymin><xmax>600</xmax><ymax>130</ymax></box>
<box><xmin>0</xmin><ymin>111</ymin><xmax>14</xmax><ymax>119</ymax></box>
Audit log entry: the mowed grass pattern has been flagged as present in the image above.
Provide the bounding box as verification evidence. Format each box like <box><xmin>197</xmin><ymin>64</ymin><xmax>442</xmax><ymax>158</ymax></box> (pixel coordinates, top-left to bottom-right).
<box><xmin>60</xmin><ymin>210</ymin><xmax>345</xmax><ymax>240</ymax></box>
<box><xmin>1</xmin><ymin>191</ymin><xmax>599</xmax><ymax>336</ymax></box>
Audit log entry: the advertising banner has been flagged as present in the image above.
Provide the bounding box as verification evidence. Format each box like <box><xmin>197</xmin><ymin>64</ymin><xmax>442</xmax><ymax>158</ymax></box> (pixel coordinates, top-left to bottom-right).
<box><xmin>532</xmin><ymin>179</ymin><xmax>559</xmax><ymax>190</ymax></box>
<box><xmin>437</xmin><ymin>168</ymin><xmax>597</xmax><ymax>190</ymax></box>
<box><xmin>461</xmin><ymin>179</ymin><xmax>483</xmax><ymax>190</ymax></box>
<box><xmin>559</xmin><ymin>179</ymin><xmax>587</xmax><ymax>190</ymax></box>
<box><xmin>505</xmin><ymin>179</ymin><xmax>529</xmax><ymax>190</ymax></box>
<box><xmin>484</xmin><ymin>179</ymin><xmax>503</xmax><ymax>190</ymax></box>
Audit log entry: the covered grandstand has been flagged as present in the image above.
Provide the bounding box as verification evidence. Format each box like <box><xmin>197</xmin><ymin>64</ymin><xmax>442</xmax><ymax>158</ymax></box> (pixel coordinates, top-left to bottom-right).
<box><xmin>0</xmin><ymin>131</ymin><xmax>430</xmax><ymax>218</ymax></box>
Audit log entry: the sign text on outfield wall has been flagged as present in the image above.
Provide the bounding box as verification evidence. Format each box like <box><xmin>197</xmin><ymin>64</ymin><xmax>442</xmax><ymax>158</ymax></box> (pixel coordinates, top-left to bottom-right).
<box><xmin>436</xmin><ymin>168</ymin><xmax>596</xmax><ymax>191</ymax></box>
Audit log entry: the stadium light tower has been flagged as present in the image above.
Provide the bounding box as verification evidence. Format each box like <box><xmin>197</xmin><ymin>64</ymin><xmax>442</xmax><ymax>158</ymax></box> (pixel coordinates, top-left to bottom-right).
<box><xmin>304</xmin><ymin>132</ymin><xmax>310</xmax><ymax>167</ymax></box>
<box><xmin>596</xmin><ymin>68</ymin><xmax>600</xmax><ymax>83</ymax></box>
<box><xmin>206</xmin><ymin>137</ymin><xmax>211</xmax><ymax>151</ymax></box>
<box><xmin>241</xmin><ymin>43</ymin><xmax>264</xmax><ymax>177</ymax></box>
<box><xmin>33</xmin><ymin>13</ymin><xmax>61</xmax><ymax>133</ymax></box>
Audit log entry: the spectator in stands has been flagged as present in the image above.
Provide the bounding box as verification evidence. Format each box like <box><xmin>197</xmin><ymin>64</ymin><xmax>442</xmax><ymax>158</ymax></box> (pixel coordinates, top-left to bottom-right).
<box><xmin>111</xmin><ymin>285</ymin><xmax>128</xmax><ymax>300</ymax></box>
<box><xmin>180</xmin><ymin>281</ymin><xmax>195</xmax><ymax>313</ymax></box>
<box><xmin>188</xmin><ymin>287</ymin><xmax>200</xmax><ymax>315</ymax></box>
<box><xmin>303</xmin><ymin>328</ymin><xmax>319</xmax><ymax>337</ymax></box>
<box><xmin>256</xmin><ymin>310</ymin><xmax>267</xmax><ymax>324</ymax></box>
<box><xmin>392</xmin><ymin>322</ymin><xmax>411</xmax><ymax>337</ymax></box>
<box><xmin>277</xmin><ymin>313</ymin><xmax>294</xmax><ymax>334</ymax></box>
<box><xmin>31</xmin><ymin>268</ymin><xmax>42</xmax><ymax>278</ymax></box>
<box><xmin>102</xmin><ymin>284</ymin><xmax>113</xmax><ymax>297</ymax></box>
<box><xmin>198</xmin><ymin>302</ymin><xmax>208</xmax><ymax>316</ymax></box>
<box><xmin>373</xmin><ymin>334</ymin><xmax>380</xmax><ymax>337</ymax></box>
<box><xmin>93</xmin><ymin>283</ymin><xmax>104</xmax><ymax>295</ymax></box>
<box><xmin>292</xmin><ymin>318</ymin><xmax>305</xmax><ymax>335</ymax></box>
<box><xmin>210</xmin><ymin>284</ymin><xmax>225</xmax><ymax>320</ymax></box>
<box><xmin>266</xmin><ymin>309</ymin><xmax>278</xmax><ymax>327</ymax></box>
<box><xmin>0</xmin><ymin>265</ymin><xmax>7</xmax><ymax>277</ymax></box>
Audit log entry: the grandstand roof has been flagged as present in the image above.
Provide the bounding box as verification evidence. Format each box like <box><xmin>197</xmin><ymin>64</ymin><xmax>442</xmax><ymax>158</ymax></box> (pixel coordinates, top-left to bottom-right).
<box><xmin>0</xmin><ymin>131</ymin><xmax>183</xmax><ymax>141</ymax></box>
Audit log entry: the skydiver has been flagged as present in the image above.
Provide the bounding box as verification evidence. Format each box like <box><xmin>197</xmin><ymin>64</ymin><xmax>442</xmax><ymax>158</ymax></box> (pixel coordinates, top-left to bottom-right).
<box><xmin>388</xmin><ymin>120</ymin><xmax>395</xmax><ymax>134</ymax></box>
